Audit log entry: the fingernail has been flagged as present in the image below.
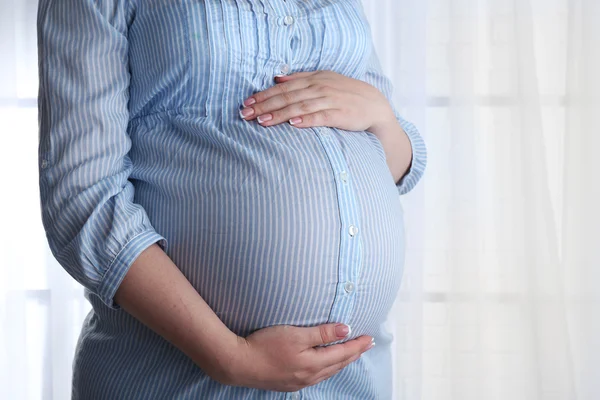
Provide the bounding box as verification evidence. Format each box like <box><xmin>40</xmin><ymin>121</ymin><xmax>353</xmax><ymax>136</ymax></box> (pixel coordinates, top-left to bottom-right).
<box><xmin>335</xmin><ymin>324</ymin><xmax>351</xmax><ymax>338</ymax></box>
<box><xmin>289</xmin><ymin>117</ymin><xmax>302</xmax><ymax>125</ymax></box>
<box><xmin>274</xmin><ymin>74</ymin><xmax>286</xmax><ymax>78</ymax></box>
<box><xmin>370</xmin><ymin>338</ymin><xmax>376</xmax><ymax>348</ymax></box>
<box><xmin>239</xmin><ymin>107</ymin><xmax>254</xmax><ymax>119</ymax></box>
<box><xmin>243</xmin><ymin>97</ymin><xmax>256</xmax><ymax>106</ymax></box>
<box><xmin>257</xmin><ymin>114</ymin><xmax>272</xmax><ymax>123</ymax></box>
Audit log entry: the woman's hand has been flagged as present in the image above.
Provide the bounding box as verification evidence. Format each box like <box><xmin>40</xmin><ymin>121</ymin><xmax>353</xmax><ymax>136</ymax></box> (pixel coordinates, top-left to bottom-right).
<box><xmin>239</xmin><ymin>70</ymin><xmax>397</xmax><ymax>137</ymax></box>
<box><xmin>221</xmin><ymin>323</ymin><xmax>374</xmax><ymax>392</ymax></box>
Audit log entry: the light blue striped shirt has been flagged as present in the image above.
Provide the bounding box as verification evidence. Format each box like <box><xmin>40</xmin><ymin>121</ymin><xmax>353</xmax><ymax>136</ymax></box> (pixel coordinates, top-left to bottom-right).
<box><xmin>37</xmin><ymin>0</ymin><xmax>426</xmax><ymax>398</ymax></box>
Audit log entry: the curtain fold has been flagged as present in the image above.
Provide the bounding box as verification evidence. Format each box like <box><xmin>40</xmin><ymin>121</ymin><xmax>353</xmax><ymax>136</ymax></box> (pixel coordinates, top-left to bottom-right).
<box><xmin>562</xmin><ymin>1</ymin><xmax>600</xmax><ymax>398</ymax></box>
<box><xmin>366</xmin><ymin>0</ymin><xmax>599</xmax><ymax>398</ymax></box>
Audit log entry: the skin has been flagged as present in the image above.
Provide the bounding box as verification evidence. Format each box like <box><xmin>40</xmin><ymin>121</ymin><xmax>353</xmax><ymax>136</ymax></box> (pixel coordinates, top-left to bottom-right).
<box><xmin>239</xmin><ymin>70</ymin><xmax>414</xmax><ymax>184</ymax></box>
<box><xmin>115</xmin><ymin>243</ymin><xmax>375</xmax><ymax>392</ymax></box>
<box><xmin>113</xmin><ymin>69</ymin><xmax>410</xmax><ymax>392</ymax></box>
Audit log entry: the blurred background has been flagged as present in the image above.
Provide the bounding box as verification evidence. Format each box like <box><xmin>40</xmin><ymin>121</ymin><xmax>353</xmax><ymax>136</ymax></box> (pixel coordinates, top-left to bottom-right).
<box><xmin>1</xmin><ymin>0</ymin><xmax>598</xmax><ymax>399</ymax></box>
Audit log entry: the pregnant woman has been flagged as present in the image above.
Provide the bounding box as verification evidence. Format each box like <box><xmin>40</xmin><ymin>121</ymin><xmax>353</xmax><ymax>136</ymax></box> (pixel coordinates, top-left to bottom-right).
<box><xmin>37</xmin><ymin>0</ymin><xmax>426</xmax><ymax>398</ymax></box>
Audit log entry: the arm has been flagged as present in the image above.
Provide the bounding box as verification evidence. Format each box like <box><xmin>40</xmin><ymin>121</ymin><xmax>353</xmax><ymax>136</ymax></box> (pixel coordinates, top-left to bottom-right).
<box><xmin>37</xmin><ymin>0</ymin><xmax>371</xmax><ymax>390</ymax></box>
<box><xmin>37</xmin><ymin>0</ymin><xmax>238</xmax><ymax>381</ymax></box>
<box><xmin>368</xmin><ymin>116</ymin><xmax>414</xmax><ymax>188</ymax></box>
<box><xmin>37</xmin><ymin>0</ymin><xmax>165</xmax><ymax>310</ymax></box>
<box><xmin>115</xmin><ymin>243</ymin><xmax>243</xmax><ymax>381</ymax></box>
<box><xmin>362</xmin><ymin>46</ymin><xmax>428</xmax><ymax>195</ymax></box>
<box><xmin>243</xmin><ymin>64</ymin><xmax>426</xmax><ymax>194</ymax></box>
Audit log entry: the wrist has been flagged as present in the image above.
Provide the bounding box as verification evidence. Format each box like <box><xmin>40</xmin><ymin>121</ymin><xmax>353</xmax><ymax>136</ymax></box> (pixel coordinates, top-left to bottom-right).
<box><xmin>191</xmin><ymin>329</ymin><xmax>245</xmax><ymax>385</ymax></box>
<box><xmin>212</xmin><ymin>334</ymin><xmax>255</xmax><ymax>387</ymax></box>
<box><xmin>367</xmin><ymin>114</ymin><xmax>402</xmax><ymax>138</ymax></box>
<box><xmin>223</xmin><ymin>335</ymin><xmax>249</xmax><ymax>386</ymax></box>
<box><xmin>367</xmin><ymin>106</ymin><xmax>397</xmax><ymax>138</ymax></box>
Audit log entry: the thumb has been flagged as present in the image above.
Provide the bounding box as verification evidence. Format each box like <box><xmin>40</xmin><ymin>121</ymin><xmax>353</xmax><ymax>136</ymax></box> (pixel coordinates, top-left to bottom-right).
<box><xmin>302</xmin><ymin>323</ymin><xmax>352</xmax><ymax>347</ymax></box>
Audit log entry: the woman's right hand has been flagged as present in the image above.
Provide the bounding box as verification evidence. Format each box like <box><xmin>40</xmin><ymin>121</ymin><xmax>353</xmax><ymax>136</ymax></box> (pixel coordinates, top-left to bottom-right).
<box><xmin>220</xmin><ymin>323</ymin><xmax>375</xmax><ymax>392</ymax></box>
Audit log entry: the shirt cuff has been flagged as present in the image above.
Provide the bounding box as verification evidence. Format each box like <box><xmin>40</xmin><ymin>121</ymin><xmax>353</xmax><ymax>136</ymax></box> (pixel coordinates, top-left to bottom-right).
<box><xmin>97</xmin><ymin>229</ymin><xmax>168</xmax><ymax>310</ymax></box>
<box><xmin>395</xmin><ymin>117</ymin><xmax>427</xmax><ymax>195</ymax></box>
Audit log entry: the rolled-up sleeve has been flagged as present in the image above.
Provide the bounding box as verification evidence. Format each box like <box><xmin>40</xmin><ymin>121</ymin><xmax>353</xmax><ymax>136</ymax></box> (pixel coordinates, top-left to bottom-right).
<box><xmin>37</xmin><ymin>0</ymin><xmax>167</xmax><ymax>309</ymax></box>
<box><xmin>362</xmin><ymin>45</ymin><xmax>427</xmax><ymax>196</ymax></box>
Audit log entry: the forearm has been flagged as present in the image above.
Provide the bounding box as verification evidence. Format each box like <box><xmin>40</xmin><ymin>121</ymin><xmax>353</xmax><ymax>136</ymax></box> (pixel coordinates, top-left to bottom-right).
<box><xmin>369</xmin><ymin>117</ymin><xmax>413</xmax><ymax>184</ymax></box>
<box><xmin>114</xmin><ymin>243</ymin><xmax>240</xmax><ymax>383</ymax></box>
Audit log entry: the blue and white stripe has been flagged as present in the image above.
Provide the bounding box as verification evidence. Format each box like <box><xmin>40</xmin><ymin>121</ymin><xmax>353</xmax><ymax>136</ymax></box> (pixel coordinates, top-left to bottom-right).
<box><xmin>37</xmin><ymin>0</ymin><xmax>427</xmax><ymax>398</ymax></box>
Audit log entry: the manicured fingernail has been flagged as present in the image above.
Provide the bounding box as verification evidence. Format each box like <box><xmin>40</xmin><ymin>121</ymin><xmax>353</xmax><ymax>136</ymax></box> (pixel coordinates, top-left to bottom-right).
<box><xmin>289</xmin><ymin>117</ymin><xmax>302</xmax><ymax>125</ymax></box>
<box><xmin>243</xmin><ymin>97</ymin><xmax>256</xmax><ymax>106</ymax></box>
<box><xmin>335</xmin><ymin>324</ymin><xmax>351</xmax><ymax>338</ymax></box>
<box><xmin>239</xmin><ymin>107</ymin><xmax>254</xmax><ymax>119</ymax></box>
<box><xmin>274</xmin><ymin>74</ymin><xmax>286</xmax><ymax>78</ymax></box>
<box><xmin>257</xmin><ymin>114</ymin><xmax>272</xmax><ymax>123</ymax></box>
<box><xmin>370</xmin><ymin>338</ymin><xmax>376</xmax><ymax>348</ymax></box>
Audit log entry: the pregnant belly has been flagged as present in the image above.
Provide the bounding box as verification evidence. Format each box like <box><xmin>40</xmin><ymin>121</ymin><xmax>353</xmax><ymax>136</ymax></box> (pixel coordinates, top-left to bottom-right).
<box><xmin>132</xmin><ymin>122</ymin><xmax>406</xmax><ymax>339</ymax></box>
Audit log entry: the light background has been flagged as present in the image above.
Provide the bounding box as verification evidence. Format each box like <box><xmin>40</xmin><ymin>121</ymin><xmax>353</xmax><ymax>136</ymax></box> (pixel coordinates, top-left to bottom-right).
<box><xmin>1</xmin><ymin>0</ymin><xmax>598</xmax><ymax>399</ymax></box>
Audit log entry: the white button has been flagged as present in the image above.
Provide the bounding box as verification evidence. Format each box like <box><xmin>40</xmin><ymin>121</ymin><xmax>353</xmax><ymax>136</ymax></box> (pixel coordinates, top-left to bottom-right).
<box><xmin>41</xmin><ymin>159</ymin><xmax>48</xmax><ymax>169</ymax></box>
<box><xmin>290</xmin><ymin>392</ymin><xmax>300</xmax><ymax>400</ymax></box>
<box><xmin>340</xmin><ymin>171</ymin><xmax>348</xmax><ymax>183</ymax></box>
<box><xmin>344</xmin><ymin>281</ymin><xmax>355</xmax><ymax>293</ymax></box>
<box><xmin>284</xmin><ymin>15</ymin><xmax>294</xmax><ymax>25</ymax></box>
<box><xmin>348</xmin><ymin>224</ymin><xmax>358</xmax><ymax>237</ymax></box>
<box><xmin>279</xmin><ymin>63</ymin><xmax>290</xmax><ymax>74</ymax></box>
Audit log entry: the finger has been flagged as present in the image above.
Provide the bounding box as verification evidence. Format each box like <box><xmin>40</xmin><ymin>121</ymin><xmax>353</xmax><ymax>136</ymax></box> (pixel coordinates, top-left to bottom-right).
<box><xmin>288</xmin><ymin>109</ymin><xmax>341</xmax><ymax>128</ymax></box>
<box><xmin>299</xmin><ymin>323</ymin><xmax>353</xmax><ymax>348</ymax></box>
<box><xmin>257</xmin><ymin>97</ymin><xmax>333</xmax><ymax>127</ymax></box>
<box><xmin>311</xmin><ymin>348</ymin><xmax>366</xmax><ymax>385</ymax></box>
<box><xmin>245</xmin><ymin>77</ymin><xmax>311</xmax><ymax>108</ymax></box>
<box><xmin>250</xmin><ymin>88</ymin><xmax>325</xmax><ymax>124</ymax></box>
<box><xmin>308</xmin><ymin>335</ymin><xmax>373</xmax><ymax>369</ymax></box>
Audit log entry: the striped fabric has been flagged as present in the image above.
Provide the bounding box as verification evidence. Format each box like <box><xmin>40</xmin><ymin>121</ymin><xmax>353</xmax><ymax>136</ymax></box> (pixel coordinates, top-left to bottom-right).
<box><xmin>37</xmin><ymin>0</ymin><xmax>426</xmax><ymax>399</ymax></box>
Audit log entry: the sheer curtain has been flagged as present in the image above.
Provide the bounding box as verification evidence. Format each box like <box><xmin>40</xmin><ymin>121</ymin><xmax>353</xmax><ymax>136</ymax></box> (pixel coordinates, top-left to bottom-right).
<box><xmin>1</xmin><ymin>0</ymin><xmax>598</xmax><ymax>399</ymax></box>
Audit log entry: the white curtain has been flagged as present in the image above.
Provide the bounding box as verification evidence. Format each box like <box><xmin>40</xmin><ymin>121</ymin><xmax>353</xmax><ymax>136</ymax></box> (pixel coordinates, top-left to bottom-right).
<box><xmin>1</xmin><ymin>0</ymin><xmax>598</xmax><ymax>399</ymax></box>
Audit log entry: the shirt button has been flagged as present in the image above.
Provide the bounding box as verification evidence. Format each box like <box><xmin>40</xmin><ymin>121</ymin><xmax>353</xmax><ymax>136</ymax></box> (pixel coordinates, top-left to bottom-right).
<box><xmin>41</xmin><ymin>159</ymin><xmax>49</xmax><ymax>169</ymax></box>
<box><xmin>290</xmin><ymin>392</ymin><xmax>300</xmax><ymax>400</ymax></box>
<box><xmin>344</xmin><ymin>281</ymin><xmax>355</xmax><ymax>293</ymax></box>
<box><xmin>284</xmin><ymin>15</ymin><xmax>295</xmax><ymax>26</ymax></box>
<box><xmin>279</xmin><ymin>63</ymin><xmax>290</xmax><ymax>75</ymax></box>
<box><xmin>340</xmin><ymin>171</ymin><xmax>348</xmax><ymax>183</ymax></box>
<box><xmin>348</xmin><ymin>224</ymin><xmax>358</xmax><ymax>237</ymax></box>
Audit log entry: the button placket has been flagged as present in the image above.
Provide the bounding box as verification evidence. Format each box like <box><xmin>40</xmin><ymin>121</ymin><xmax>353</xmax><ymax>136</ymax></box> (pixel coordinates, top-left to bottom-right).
<box><xmin>271</xmin><ymin>3</ymin><xmax>296</xmax><ymax>78</ymax></box>
<box><xmin>311</xmin><ymin>127</ymin><xmax>363</xmax><ymax>326</ymax></box>
<box><xmin>344</xmin><ymin>281</ymin><xmax>355</xmax><ymax>294</ymax></box>
<box><xmin>279</xmin><ymin>63</ymin><xmax>290</xmax><ymax>74</ymax></box>
<box><xmin>283</xmin><ymin>15</ymin><xmax>294</xmax><ymax>26</ymax></box>
<box><xmin>340</xmin><ymin>171</ymin><xmax>348</xmax><ymax>183</ymax></box>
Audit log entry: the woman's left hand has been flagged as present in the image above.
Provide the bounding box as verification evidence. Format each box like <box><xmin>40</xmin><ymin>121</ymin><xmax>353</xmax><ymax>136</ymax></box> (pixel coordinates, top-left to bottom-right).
<box><xmin>239</xmin><ymin>70</ymin><xmax>396</xmax><ymax>137</ymax></box>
